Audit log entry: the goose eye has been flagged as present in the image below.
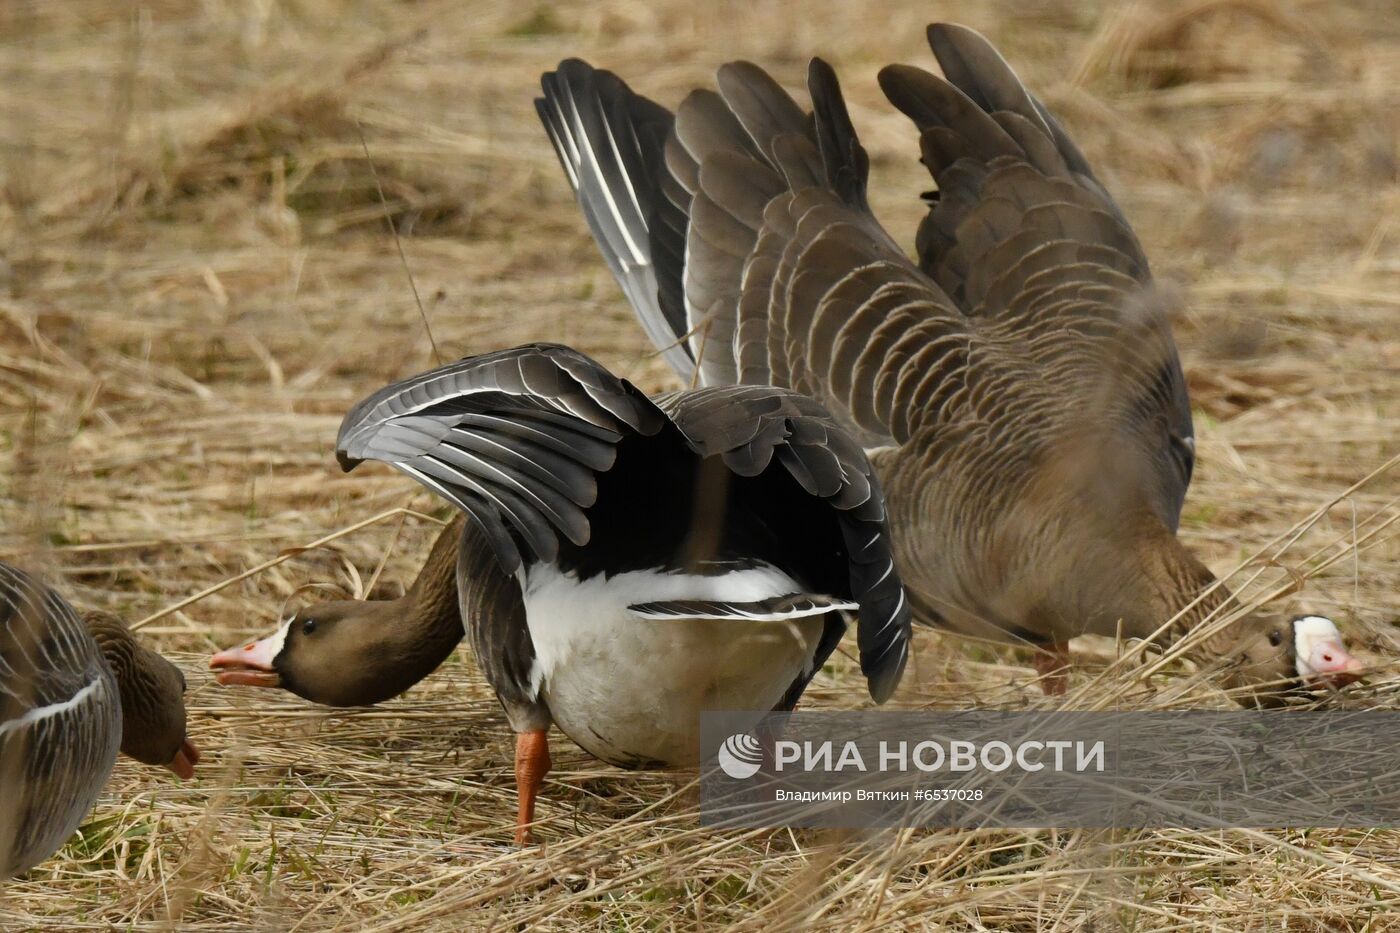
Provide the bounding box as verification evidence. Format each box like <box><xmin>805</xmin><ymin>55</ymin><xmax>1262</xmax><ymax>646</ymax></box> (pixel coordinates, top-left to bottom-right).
<box><xmin>1268</xmin><ymin>629</ymin><xmax>1284</xmax><ymax>648</ymax></box>
<box><xmin>301</xmin><ymin>618</ymin><xmax>317</xmax><ymax>637</ymax></box>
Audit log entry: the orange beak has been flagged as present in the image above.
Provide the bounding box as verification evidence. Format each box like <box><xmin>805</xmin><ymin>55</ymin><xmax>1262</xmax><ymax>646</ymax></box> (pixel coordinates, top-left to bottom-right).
<box><xmin>163</xmin><ymin>738</ymin><xmax>200</xmax><ymax>779</ymax></box>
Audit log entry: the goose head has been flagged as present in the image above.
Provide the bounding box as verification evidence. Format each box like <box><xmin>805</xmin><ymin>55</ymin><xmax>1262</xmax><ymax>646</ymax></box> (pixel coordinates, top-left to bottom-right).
<box><xmin>83</xmin><ymin>611</ymin><xmax>200</xmax><ymax>778</ymax></box>
<box><xmin>210</xmin><ymin>597</ymin><xmax>463</xmax><ymax>708</ymax></box>
<box><xmin>1223</xmin><ymin>614</ymin><xmax>1364</xmax><ymax>705</ymax></box>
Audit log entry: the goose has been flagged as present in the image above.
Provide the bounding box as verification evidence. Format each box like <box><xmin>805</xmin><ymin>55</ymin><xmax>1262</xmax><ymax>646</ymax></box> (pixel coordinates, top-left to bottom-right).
<box><xmin>1</xmin><ymin>561</ymin><xmax>199</xmax><ymax>877</ymax></box>
<box><xmin>211</xmin><ymin>343</ymin><xmax>910</xmax><ymax>843</ymax></box>
<box><xmin>209</xmin><ymin>514</ymin><xmax>467</xmax><ymax>708</ymax></box>
<box><xmin>532</xmin><ymin>25</ymin><xmax>1364</xmax><ymax>701</ymax></box>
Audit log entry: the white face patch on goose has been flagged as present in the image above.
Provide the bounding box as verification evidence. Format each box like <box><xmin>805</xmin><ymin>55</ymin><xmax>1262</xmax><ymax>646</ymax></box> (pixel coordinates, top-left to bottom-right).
<box><xmin>253</xmin><ymin>616</ymin><xmax>294</xmax><ymax>667</ymax></box>
<box><xmin>1292</xmin><ymin>615</ymin><xmax>1361</xmax><ymax>684</ymax></box>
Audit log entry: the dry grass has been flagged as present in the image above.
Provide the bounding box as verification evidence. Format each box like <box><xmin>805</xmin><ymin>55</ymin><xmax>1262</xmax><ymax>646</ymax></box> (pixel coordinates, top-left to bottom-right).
<box><xmin>0</xmin><ymin>0</ymin><xmax>1397</xmax><ymax>929</ymax></box>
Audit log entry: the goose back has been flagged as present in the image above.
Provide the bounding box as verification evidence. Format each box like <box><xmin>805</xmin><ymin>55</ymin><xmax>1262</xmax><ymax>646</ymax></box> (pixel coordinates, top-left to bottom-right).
<box><xmin>0</xmin><ymin>562</ymin><xmax>121</xmax><ymax>878</ymax></box>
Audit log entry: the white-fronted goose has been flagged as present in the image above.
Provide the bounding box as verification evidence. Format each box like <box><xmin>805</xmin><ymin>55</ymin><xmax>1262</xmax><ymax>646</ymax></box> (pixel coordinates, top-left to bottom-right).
<box><xmin>533</xmin><ymin>26</ymin><xmax>1363</xmax><ymax>701</ymax></box>
<box><xmin>0</xmin><ymin>562</ymin><xmax>198</xmax><ymax>877</ymax></box>
<box><xmin>209</xmin><ymin>517</ymin><xmax>466</xmax><ymax>707</ymax></box>
<box><xmin>211</xmin><ymin>343</ymin><xmax>909</xmax><ymax>843</ymax></box>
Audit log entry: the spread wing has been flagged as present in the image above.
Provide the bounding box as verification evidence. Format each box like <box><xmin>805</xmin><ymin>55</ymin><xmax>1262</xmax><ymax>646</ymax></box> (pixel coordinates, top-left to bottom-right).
<box><xmin>536</xmin><ymin>60</ymin><xmax>695</xmax><ymax>383</ymax></box>
<box><xmin>538</xmin><ymin>57</ymin><xmax>972</xmax><ymax>449</ymax></box>
<box><xmin>880</xmin><ymin>23</ymin><xmax>1194</xmax><ymax>523</ymax></box>
<box><xmin>339</xmin><ymin>346</ymin><xmax>910</xmax><ymax>702</ymax></box>
<box><xmin>538</xmin><ymin>33</ymin><xmax>1197</xmax><ymax>527</ymax></box>
<box><xmin>336</xmin><ymin>343</ymin><xmax>666</xmax><ymax>573</ymax></box>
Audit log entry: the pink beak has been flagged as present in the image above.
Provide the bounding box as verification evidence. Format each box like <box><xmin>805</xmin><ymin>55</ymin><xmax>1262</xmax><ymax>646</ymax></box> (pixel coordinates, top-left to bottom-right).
<box><xmin>210</xmin><ymin>637</ymin><xmax>283</xmax><ymax>689</ymax></box>
<box><xmin>1305</xmin><ymin>640</ymin><xmax>1365</xmax><ymax>689</ymax></box>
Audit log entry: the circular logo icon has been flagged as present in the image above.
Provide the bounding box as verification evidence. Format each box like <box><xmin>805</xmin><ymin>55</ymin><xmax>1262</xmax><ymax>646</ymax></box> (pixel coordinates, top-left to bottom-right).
<box><xmin>717</xmin><ymin>732</ymin><xmax>764</xmax><ymax>779</ymax></box>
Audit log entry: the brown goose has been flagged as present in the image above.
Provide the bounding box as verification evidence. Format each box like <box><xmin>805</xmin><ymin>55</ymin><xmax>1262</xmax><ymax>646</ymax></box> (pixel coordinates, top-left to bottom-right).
<box><xmin>212</xmin><ymin>343</ymin><xmax>909</xmax><ymax>843</ymax></box>
<box><xmin>1</xmin><ymin>561</ymin><xmax>198</xmax><ymax>877</ymax></box>
<box><xmin>533</xmin><ymin>25</ymin><xmax>1363</xmax><ymax>700</ymax></box>
<box><xmin>209</xmin><ymin>516</ymin><xmax>466</xmax><ymax>708</ymax></box>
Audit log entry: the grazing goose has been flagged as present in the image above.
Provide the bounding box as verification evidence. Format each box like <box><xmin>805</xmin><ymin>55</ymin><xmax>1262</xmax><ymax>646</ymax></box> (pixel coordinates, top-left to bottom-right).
<box><xmin>534</xmin><ymin>26</ymin><xmax>1363</xmax><ymax>700</ymax></box>
<box><xmin>211</xmin><ymin>343</ymin><xmax>909</xmax><ymax>843</ymax></box>
<box><xmin>1</xmin><ymin>562</ymin><xmax>198</xmax><ymax>877</ymax></box>
<box><xmin>210</xmin><ymin>515</ymin><xmax>467</xmax><ymax>707</ymax></box>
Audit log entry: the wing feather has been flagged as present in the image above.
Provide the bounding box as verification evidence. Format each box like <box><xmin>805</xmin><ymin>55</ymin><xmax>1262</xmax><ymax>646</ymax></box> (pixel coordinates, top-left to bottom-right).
<box><xmin>338</xmin><ymin>344</ymin><xmax>665</xmax><ymax>572</ymax></box>
<box><xmin>661</xmin><ymin>386</ymin><xmax>910</xmax><ymax>702</ymax></box>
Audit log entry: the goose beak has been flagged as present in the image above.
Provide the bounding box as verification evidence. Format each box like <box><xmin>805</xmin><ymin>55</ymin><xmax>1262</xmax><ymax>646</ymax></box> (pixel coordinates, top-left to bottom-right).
<box><xmin>210</xmin><ymin>638</ymin><xmax>282</xmax><ymax>688</ymax></box>
<box><xmin>163</xmin><ymin>738</ymin><xmax>200</xmax><ymax>779</ymax></box>
<box><xmin>1304</xmin><ymin>641</ymin><xmax>1365</xmax><ymax>689</ymax></box>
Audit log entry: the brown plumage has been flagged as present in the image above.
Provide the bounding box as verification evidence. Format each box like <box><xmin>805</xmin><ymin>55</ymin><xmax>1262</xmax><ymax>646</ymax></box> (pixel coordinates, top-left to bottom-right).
<box><xmin>535</xmin><ymin>24</ymin><xmax>1365</xmax><ymax>700</ymax></box>
<box><xmin>83</xmin><ymin>611</ymin><xmax>197</xmax><ymax>771</ymax></box>
<box><xmin>1</xmin><ymin>563</ymin><xmax>197</xmax><ymax>878</ymax></box>
<box><xmin>210</xmin><ymin>515</ymin><xmax>466</xmax><ymax>707</ymax></box>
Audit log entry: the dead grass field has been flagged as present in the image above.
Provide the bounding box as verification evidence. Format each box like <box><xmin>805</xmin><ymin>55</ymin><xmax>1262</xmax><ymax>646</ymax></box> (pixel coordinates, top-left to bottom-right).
<box><xmin>0</xmin><ymin>0</ymin><xmax>1397</xmax><ymax>929</ymax></box>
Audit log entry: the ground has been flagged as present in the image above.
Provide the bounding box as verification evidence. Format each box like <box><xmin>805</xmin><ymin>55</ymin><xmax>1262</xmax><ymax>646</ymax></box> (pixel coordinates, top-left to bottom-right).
<box><xmin>0</xmin><ymin>0</ymin><xmax>1397</xmax><ymax>929</ymax></box>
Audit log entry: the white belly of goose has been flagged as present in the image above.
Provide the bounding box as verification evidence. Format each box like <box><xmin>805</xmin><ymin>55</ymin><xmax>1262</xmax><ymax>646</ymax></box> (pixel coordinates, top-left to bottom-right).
<box><xmin>522</xmin><ymin>563</ymin><xmax>827</xmax><ymax>769</ymax></box>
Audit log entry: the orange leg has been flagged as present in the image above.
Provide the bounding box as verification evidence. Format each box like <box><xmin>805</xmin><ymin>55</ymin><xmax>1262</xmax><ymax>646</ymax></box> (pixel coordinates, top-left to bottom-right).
<box><xmin>1033</xmin><ymin>643</ymin><xmax>1072</xmax><ymax>696</ymax></box>
<box><xmin>514</xmin><ymin>730</ymin><xmax>551</xmax><ymax>846</ymax></box>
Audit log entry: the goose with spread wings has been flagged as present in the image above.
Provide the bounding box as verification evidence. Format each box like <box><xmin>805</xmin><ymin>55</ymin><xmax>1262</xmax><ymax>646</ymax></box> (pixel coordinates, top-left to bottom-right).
<box><xmin>534</xmin><ymin>23</ymin><xmax>1363</xmax><ymax>700</ymax></box>
<box><xmin>217</xmin><ymin>344</ymin><xmax>908</xmax><ymax>844</ymax></box>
